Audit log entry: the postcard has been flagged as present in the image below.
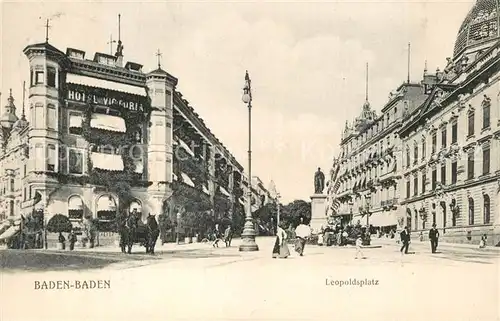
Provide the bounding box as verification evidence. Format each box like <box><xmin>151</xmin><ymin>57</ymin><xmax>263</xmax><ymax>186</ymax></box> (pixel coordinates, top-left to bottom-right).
<box><xmin>1</xmin><ymin>1</ymin><xmax>499</xmax><ymax>320</ymax></box>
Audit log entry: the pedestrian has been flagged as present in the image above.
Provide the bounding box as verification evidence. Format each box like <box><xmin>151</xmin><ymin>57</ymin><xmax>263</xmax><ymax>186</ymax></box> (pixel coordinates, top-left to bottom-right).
<box><xmin>212</xmin><ymin>224</ymin><xmax>222</xmax><ymax>248</ymax></box>
<box><xmin>428</xmin><ymin>224</ymin><xmax>439</xmax><ymax>253</ymax></box>
<box><xmin>272</xmin><ymin>222</ymin><xmax>290</xmax><ymax>259</ymax></box>
<box><xmin>294</xmin><ymin>221</ymin><xmax>311</xmax><ymax>256</ymax></box>
<box><xmin>400</xmin><ymin>226</ymin><xmax>410</xmax><ymax>254</ymax></box>
<box><xmin>224</xmin><ymin>225</ymin><xmax>232</xmax><ymax>247</ymax></box>
<box><xmin>68</xmin><ymin>229</ymin><xmax>77</xmax><ymax>251</ymax></box>
<box><xmin>479</xmin><ymin>234</ymin><xmax>487</xmax><ymax>248</ymax></box>
<box><xmin>355</xmin><ymin>234</ymin><xmax>365</xmax><ymax>259</ymax></box>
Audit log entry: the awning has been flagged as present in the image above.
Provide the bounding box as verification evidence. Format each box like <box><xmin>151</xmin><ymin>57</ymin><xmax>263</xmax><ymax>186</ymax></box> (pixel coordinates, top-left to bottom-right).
<box><xmin>369</xmin><ymin>212</ymin><xmax>384</xmax><ymax>227</ymax></box>
<box><xmin>0</xmin><ymin>225</ymin><xmax>20</xmax><ymax>241</ymax></box>
<box><xmin>370</xmin><ymin>211</ymin><xmax>398</xmax><ymax>227</ymax></box>
<box><xmin>66</xmin><ymin>73</ymin><xmax>147</xmax><ymax>96</ymax></box>
<box><xmin>69</xmin><ymin>114</ymin><xmax>83</xmax><ymax>128</ymax></box>
<box><xmin>202</xmin><ymin>185</ymin><xmax>209</xmax><ymax>195</ymax></box>
<box><xmin>239</xmin><ymin>198</ymin><xmax>245</xmax><ymax>205</ymax></box>
<box><xmin>90</xmin><ymin>113</ymin><xmax>126</xmax><ymax>133</ymax></box>
<box><xmin>91</xmin><ymin>152</ymin><xmax>124</xmax><ymax>171</ymax></box>
<box><xmin>219</xmin><ymin>186</ymin><xmax>231</xmax><ymax>197</ymax></box>
<box><xmin>68</xmin><ymin>196</ymin><xmax>83</xmax><ymax>210</ymax></box>
<box><xmin>97</xmin><ymin>196</ymin><xmax>117</xmax><ymax>212</ymax></box>
<box><xmin>180</xmin><ymin>172</ymin><xmax>195</xmax><ymax>187</ymax></box>
<box><xmin>251</xmin><ymin>204</ymin><xmax>259</xmax><ymax>212</ymax></box>
<box><xmin>173</xmin><ymin>173</ymin><xmax>178</xmax><ymax>181</ymax></box>
<box><xmin>178</xmin><ymin>139</ymin><xmax>195</xmax><ymax>157</ymax></box>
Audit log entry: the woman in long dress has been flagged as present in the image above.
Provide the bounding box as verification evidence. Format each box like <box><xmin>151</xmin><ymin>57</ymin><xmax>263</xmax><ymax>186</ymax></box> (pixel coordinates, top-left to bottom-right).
<box><xmin>272</xmin><ymin>223</ymin><xmax>290</xmax><ymax>258</ymax></box>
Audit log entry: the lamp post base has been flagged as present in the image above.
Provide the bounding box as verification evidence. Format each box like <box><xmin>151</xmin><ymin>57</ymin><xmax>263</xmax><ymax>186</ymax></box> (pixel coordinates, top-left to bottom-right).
<box><xmin>239</xmin><ymin>220</ymin><xmax>259</xmax><ymax>251</ymax></box>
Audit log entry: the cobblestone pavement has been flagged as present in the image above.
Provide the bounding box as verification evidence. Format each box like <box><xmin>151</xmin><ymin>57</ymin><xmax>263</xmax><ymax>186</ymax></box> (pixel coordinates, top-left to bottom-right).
<box><xmin>2</xmin><ymin>237</ymin><xmax>499</xmax><ymax>321</ymax></box>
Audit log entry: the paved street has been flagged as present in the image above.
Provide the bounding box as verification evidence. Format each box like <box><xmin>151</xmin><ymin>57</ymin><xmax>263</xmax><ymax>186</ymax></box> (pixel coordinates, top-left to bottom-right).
<box><xmin>1</xmin><ymin>237</ymin><xmax>499</xmax><ymax>321</ymax></box>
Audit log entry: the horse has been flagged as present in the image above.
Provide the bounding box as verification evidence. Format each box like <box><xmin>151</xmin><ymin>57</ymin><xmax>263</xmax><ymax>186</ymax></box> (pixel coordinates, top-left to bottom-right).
<box><xmin>119</xmin><ymin>214</ymin><xmax>138</xmax><ymax>254</ymax></box>
<box><xmin>145</xmin><ymin>214</ymin><xmax>160</xmax><ymax>254</ymax></box>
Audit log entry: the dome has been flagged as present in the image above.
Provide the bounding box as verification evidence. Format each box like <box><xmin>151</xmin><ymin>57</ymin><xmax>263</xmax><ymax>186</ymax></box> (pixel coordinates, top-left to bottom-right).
<box><xmin>0</xmin><ymin>90</ymin><xmax>18</xmax><ymax>129</ymax></box>
<box><xmin>453</xmin><ymin>0</ymin><xmax>499</xmax><ymax>59</ymax></box>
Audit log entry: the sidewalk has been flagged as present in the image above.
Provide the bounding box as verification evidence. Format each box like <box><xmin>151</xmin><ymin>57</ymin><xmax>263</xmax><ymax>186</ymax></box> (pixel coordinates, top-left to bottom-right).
<box><xmin>371</xmin><ymin>237</ymin><xmax>500</xmax><ymax>253</ymax></box>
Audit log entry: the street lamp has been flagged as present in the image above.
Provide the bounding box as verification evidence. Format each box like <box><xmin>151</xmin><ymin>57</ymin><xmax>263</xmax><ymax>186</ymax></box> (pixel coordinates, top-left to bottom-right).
<box><xmin>239</xmin><ymin>70</ymin><xmax>259</xmax><ymax>252</ymax></box>
<box><xmin>176</xmin><ymin>212</ymin><xmax>181</xmax><ymax>244</ymax></box>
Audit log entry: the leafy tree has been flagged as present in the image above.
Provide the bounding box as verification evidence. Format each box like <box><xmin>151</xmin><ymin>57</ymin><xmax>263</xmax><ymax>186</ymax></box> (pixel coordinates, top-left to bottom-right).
<box><xmin>281</xmin><ymin>200</ymin><xmax>311</xmax><ymax>228</ymax></box>
<box><xmin>46</xmin><ymin>214</ymin><xmax>73</xmax><ymax>234</ymax></box>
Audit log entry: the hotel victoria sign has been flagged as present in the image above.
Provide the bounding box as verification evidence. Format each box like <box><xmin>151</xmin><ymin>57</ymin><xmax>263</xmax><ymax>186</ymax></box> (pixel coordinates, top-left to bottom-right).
<box><xmin>66</xmin><ymin>85</ymin><xmax>146</xmax><ymax>112</ymax></box>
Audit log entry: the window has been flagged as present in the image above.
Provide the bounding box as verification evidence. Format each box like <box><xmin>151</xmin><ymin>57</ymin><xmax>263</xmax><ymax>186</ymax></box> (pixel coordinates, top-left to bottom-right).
<box><xmin>422</xmin><ymin>173</ymin><xmax>426</xmax><ymax>193</ymax></box>
<box><xmin>414</xmin><ymin>210</ymin><xmax>418</xmax><ymax>231</ymax></box>
<box><xmin>432</xmin><ymin>204</ymin><xmax>436</xmax><ymax>225</ymax></box>
<box><xmin>483</xmin><ymin>101</ymin><xmax>490</xmax><ymax>129</ymax></box>
<box><xmin>483</xmin><ymin>194</ymin><xmax>490</xmax><ymax>224</ymax></box>
<box><xmin>68</xmin><ymin>149</ymin><xmax>84</xmax><ymax>174</ymax></box>
<box><xmin>406</xmin><ymin>148</ymin><xmax>410</xmax><ymax>168</ymax></box>
<box><xmin>35</xmin><ymin>71</ymin><xmax>44</xmax><ymax>84</ymax></box>
<box><xmin>34</xmin><ymin>143</ymin><xmax>45</xmax><ymax>171</ymax></box>
<box><xmin>441</xmin><ymin>128</ymin><xmax>447</xmax><ymax>149</ymax></box>
<box><xmin>468</xmin><ymin>198</ymin><xmax>474</xmax><ymax>225</ymax></box>
<box><xmin>431</xmin><ymin>133</ymin><xmax>437</xmax><ymax>154</ymax></box>
<box><xmin>413</xmin><ymin>176</ymin><xmax>418</xmax><ymax>196</ymax></box>
<box><xmin>47</xmin><ymin>67</ymin><xmax>56</xmax><ymax>88</ymax></box>
<box><xmin>10</xmin><ymin>179</ymin><xmax>14</xmax><ymax>192</ymax></box>
<box><xmin>68</xmin><ymin>112</ymin><xmax>83</xmax><ymax>135</ymax></box>
<box><xmin>441</xmin><ymin>164</ymin><xmax>446</xmax><ymax>185</ymax></box>
<box><xmin>452</xmin><ymin>122</ymin><xmax>458</xmax><ymax>144</ymax></box>
<box><xmin>47</xmin><ymin>104</ymin><xmax>56</xmax><ymax>130</ymax></box>
<box><xmin>467</xmin><ymin>151</ymin><xmax>475</xmax><ymax>180</ymax></box>
<box><xmin>34</xmin><ymin>103</ymin><xmax>45</xmax><ymax>129</ymax></box>
<box><xmin>47</xmin><ymin>144</ymin><xmax>56</xmax><ymax>172</ymax></box>
<box><xmin>422</xmin><ymin>139</ymin><xmax>426</xmax><ymax>159</ymax></box>
<box><xmin>68</xmin><ymin>195</ymin><xmax>84</xmax><ymax>220</ymax></box>
<box><xmin>482</xmin><ymin>145</ymin><xmax>490</xmax><ymax>175</ymax></box>
<box><xmin>468</xmin><ymin>112</ymin><xmax>474</xmax><ymax>136</ymax></box>
<box><xmin>406</xmin><ymin>180</ymin><xmax>410</xmax><ymax>198</ymax></box>
<box><xmin>451</xmin><ymin>161</ymin><xmax>457</xmax><ymax>184</ymax></box>
<box><xmin>432</xmin><ymin>169</ymin><xmax>437</xmax><ymax>190</ymax></box>
<box><xmin>413</xmin><ymin>143</ymin><xmax>418</xmax><ymax>164</ymax></box>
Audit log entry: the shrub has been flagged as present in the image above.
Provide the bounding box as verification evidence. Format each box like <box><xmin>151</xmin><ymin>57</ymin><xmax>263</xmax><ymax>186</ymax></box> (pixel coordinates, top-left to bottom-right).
<box><xmin>46</xmin><ymin>214</ymin><xmax>72</xmax><ymax>234</ymax></box>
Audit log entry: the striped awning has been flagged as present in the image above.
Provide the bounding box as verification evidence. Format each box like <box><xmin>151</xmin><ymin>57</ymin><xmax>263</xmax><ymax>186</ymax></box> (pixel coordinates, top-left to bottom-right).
<box><xmin>66</xmin><ymin>73</ymin><xmax>147</xmax><ymax>96</ymax></box>
<box><xmin>97</xmin><ymin>196</ymin><xmax>117</xmax><ymax>212</ymax></box>
<box><xmin>91</xmin><ymin>152</ymin><xmax>124</xmax><ymax>171</ymax></box>
<box><xmin>90</xmin><ymin>113</ymin><xmax>126</xmax><ymax>133</ymax></box>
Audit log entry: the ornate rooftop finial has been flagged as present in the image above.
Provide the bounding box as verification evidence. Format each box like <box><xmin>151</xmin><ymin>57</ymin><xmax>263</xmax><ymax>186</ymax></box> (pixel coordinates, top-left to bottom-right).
<box><xmin>156</xmin><ymin>49</ymin><xmax>162</xmax><ymax>69</ymax></box>
<box><xmin>115</xmin><ymin>14</ymin><xmax>124</xmax><ymax>57</ymax></box>
<box><xmin>407</xmin><ymin>42</ymin><xmax>411</xmax><ymax>83</ymax></box>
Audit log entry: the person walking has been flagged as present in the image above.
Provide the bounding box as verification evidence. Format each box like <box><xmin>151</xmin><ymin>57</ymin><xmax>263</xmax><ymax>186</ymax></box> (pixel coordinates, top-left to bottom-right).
<box><xmin>294</xmin><ymin>220</ymin><xmax>311</xmax><ymax>256</ymax></box>
<box><xmin>272</xmin><ymin>223</ymin><xmax>290</xmax><ymax>259</ymax></box>
<box><xmin>212</xmin><ymin>224</ymin><xmax>222</xmax><ymax>248</ymax></box>
<box><xmin>400</xmin><ymin>226</ymin><xmax>410</xmax><ymax>254</ymax></box>
<box><xmin>354</xmin><ymin>234</ymin><xmax>365</xmax><ymax>259</ymax></box>
<box><xmin>224</xmin><ymin>225</ymin><xmax>233</xmax><ymax>247</ymax></box>
<box><xmin>428</xmin><ymin>224</ymin><xmax>440</xmax><ymax>253</ymax></box>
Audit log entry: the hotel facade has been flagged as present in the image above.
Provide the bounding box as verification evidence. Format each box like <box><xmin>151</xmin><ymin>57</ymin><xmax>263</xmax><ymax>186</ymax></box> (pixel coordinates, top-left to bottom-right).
<box><xmin>327</xmin><ymin>0</ymin><xmax>500</xmax><ymax>245</ymax></box>
<box><xmin>0</xmin><ymin>37</ymin><xmax>271</xmax><ymax>237</ymax></box>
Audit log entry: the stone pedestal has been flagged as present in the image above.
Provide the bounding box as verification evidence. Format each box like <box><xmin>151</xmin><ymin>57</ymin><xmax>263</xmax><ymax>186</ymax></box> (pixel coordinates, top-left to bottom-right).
<box><xmin>310</xmin><ymin>194</ymin><xmax>327</xmax><ymax>233</ymax></box>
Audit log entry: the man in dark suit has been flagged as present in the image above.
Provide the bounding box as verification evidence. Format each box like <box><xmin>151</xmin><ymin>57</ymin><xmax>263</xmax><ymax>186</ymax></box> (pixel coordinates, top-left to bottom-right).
<box><xmin>400</xmin><ymin>226</ymin><xmax>410</xmax><ymax>254</ymax></box>
<box><xmin>428</xmin><ymin>223</ymin><xmax>440</xmax><ymax>253</ymax></box>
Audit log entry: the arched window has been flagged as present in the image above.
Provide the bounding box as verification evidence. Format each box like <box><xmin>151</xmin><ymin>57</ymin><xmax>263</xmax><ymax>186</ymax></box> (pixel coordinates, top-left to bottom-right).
<box><xmin>468</xmin><ymin>197</ymin><xmax>474</xmax><ymax>225</ymax></box>
<box><xmin>68</xmin><ymin>195</ymin><xmax>84</xmax><ymax>220</ymax></box>
<box><xmin>96</xmin><ymin>194</ymin><xmax>117</xmax><ymax>221</ymax></box>
<box><xmin>483</xmin><ymin>194</ymin><xmax>490</xmax><ymax>224</ymax></box>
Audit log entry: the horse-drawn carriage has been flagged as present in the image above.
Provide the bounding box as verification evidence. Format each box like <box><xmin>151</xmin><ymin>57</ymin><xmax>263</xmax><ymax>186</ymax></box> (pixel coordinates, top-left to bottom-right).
<box><xmin>119</xmin><ymin>213</ymin><xmax>160</xmax><ymax>254</ymax></box>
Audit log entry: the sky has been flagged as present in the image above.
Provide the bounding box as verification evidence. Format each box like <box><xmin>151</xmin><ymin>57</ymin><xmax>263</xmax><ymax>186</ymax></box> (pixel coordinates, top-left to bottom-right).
<box><xmin>0</xmin><ymin>0</ymin><xmax>473</xmax><ymax>203</ymax></box>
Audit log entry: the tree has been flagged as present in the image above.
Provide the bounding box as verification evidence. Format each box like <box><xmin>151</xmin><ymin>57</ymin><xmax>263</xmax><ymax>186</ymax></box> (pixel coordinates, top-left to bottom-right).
<box><xmin>281</xmin><ymin>200</ymin><xmax>311</xmax><ymax>228</ymax></box>
<box><xmin>46</xmin><ymin>214</ymin><xmax>73</xmax><ymax>234</ymax></box>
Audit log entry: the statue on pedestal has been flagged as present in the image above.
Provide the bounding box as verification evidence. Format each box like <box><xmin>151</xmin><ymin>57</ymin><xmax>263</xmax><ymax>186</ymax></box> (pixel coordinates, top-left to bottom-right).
<box><xmin>314</xmin><ymin>167</ymin><xmax>325</xmax><ymax>194</ymax></box>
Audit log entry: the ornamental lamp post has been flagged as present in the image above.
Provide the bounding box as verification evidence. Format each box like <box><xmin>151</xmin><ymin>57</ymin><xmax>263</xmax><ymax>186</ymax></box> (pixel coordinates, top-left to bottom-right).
<box><xmin>239</xmin><ymin>70</ymin><xmax>259</xmax><ymax>252</ymax></box>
